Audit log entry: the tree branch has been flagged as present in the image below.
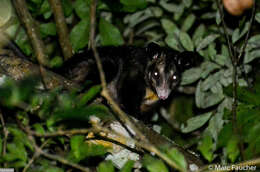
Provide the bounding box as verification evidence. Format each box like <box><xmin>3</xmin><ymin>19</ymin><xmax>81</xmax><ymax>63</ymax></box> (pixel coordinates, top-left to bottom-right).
<box><xmin>48</xmin><ymin>0</ymin><xmax>73</xmax><ymax>60</ymax></box>
<box><xmin>215</xmin><ymin>0</ymin><xmax>256</xmax><ymax>161</ymax></box>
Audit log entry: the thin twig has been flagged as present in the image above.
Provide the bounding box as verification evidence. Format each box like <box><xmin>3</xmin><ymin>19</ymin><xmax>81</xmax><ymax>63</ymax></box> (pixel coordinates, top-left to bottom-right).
<box><xmin>215</xmin><ymin>0</ymin><xmax>256</xmax><ymax>160</ymax></box>
<box><xmin>26</xmin><ymin>128</ymin><xmax>96</xmax><ymax>138</ymax></box>
<box><xmin>23</xmin><ymin>139</ymin><xmax>50</xmax><ymax>172</ymax></box>
<box><xmin>30</xmin><ymin>135</ymin><xmax>91</xmax><ymax>172</ymax></box>
<box><xmin>0</xmin><ymin>109</ymin><xmax>8</xmax><ymax>167</ymax></box>
<box><xmin>48</xmin><ymin>0</ymin><xmax>73</xmax><ymax>60</ymax></box>
<box><xmin>89</xmin><ymin>0</ymin><xmax>106</xmax><ymax>88</ymax></box>
<box><xmin>237</xmin><ymin>1</ymin><xmax>256</xmax><ymax>62</ymax></box>
<box><xmin>12</xmin><ymin>0</ymin><xmax>49</xmax><ymax>66</ymax></box>
<box><xmin>88</xmin><ymin>1</ymin><xmax>185</xmax><ymax>171</ymax></box>
<box><xmin>89</xmin><ymin>0</ymin><xmax>147</xmax><ymax>142</ymax></box>
<box><xmin>216</xmin><ymin>0</ymin><xmax>243</xmax><ymax>158</ymax></box>
<box><xmin>238</xmin><ymin>1</ymin><xmax>256</xmax><ymax>87</ymax></box>
<box><xmin>215</xmin><ymin>0</ymin><xmax>235</xmax><ymax>64</ymax></box>
<box><xmin>12</xmin><ymin>0</ymin><xmax>49</xmax><ymax>90</ymax></box>
<box><xmin>20</xmin><ymin>120</ymin><xmax>186</xmax><ymax>171</ymax></box>
<box><xmin>17</xmin><ymin>119</ymin><xmax>91</xmax><ymax>172</ymax></box>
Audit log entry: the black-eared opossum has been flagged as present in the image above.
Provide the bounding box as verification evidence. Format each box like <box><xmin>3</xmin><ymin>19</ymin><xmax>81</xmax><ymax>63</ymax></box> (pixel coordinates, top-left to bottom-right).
<box><xmin>64</xmin><ymin>43</ymin><xmax>202</xmax><ymax>114</ymax></box>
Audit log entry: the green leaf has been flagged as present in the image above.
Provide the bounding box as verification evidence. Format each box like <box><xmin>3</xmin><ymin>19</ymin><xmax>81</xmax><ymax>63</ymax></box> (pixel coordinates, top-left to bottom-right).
<box><xmin>74</xmin><ymin>0</ymin><xmax>91</xmax><ymax>19</ymax></box>
<box><xmin>120</xmin><ymin>160</ymin><xmax>134</xmax><ymax>172</ymax></box>
<box><xmin>196</xmin><ymin>34</ymin><xmax>219</xmax><ymax>51</ymax></box>
<box><xmin>232</xmin><ymin>28</ymin><xmax>240</xmax><ymax>44</ymax></box>
<box><xmin>201</xmin><ymin>71</ymin><xmax>223</xmax><ymax>91</ymax></box>
<box><xmin>0</xmin><ymin>76</ymin><xmax>39</xmax><ymax>107</ymax></box>
<box><xmin>244</xmin><ymin>50</ymin><xmax>260</xmax><ymax>64</ymax></box>
<box><xmin>192</xmin><ymin>24</ymin><xmax>205</xmax><ymax>44</ymax></box>
<box><xmin>214</xmin><ymin>55</ymin><xmax>228</xmax><ymax>66</ymax></box>
<box><xmin>5</xmin><ymin>142</ymin><xmax>27</xmax><ymax>162</ymax></box>
<box><xmin>232</xmin><ymin>22</ymin><xmax>249</xmax><ymax>44</ymax></box>
<box><xmin>181</xmin><ymin>112</ymin><xmax>212</xmax><ymax>133</ymax></box>
<box><xmin>167</xmin><ymin>148</ymin><xmax>187</xmax><ymax>171</ymax></box>
<box><xmin>30</xmin><ymin>0</ymin><xmax>42</xmax><ymax>5</ymax></box>
<box><xmin>78</xmin><ymin>85</ymin><xmax>101</xmax><ymax>106</ymax></box>
<box><xmin>247</xmin><ymin>123</ymin><xmax>260</xmax><ymax>143</ymax></box>
<box><xmin>33</xmin><ymin>123</ymin><xmax>45</xmax><ymax>135</ymax></box>
<box><xmin>40</xmin><ymin>22</ymin><xmax>56</xmax><ymax>38</ymax></box>
<box><xmin>124</xmin><ymin>9</ymin><xmax>153</xmax><ymax>27</ymax></box>
<box><xmin>256</xmin><ymin>13</ymin><xmax>260</xmax><ymax>24</ymax></box>
<box><xmin>50</xmin><ymin>56</ymin><xmax>63</xmax><ymax>68</ymax></box>
<box><xmin>120</xmin><ymin>0</ymin><xmax>147</xmax><ymax>12</ymax></box>
<box><xmin>40</xmin><ymin>0</ymin><xmax>52</xmax><ymax>19</ymax></box>
<box><xmin>54</xmin><ymin>104</ymin><xmax>112</xmax><ymax>122</ymax></box>
<box><xmin>70</xmin><ymin>19</ymin><xmax>90</xmax><ymax>52</ymax></box>
<box><xmin>99</xmin><ymin>18</ymin><xmax>124</xmax><ymax>46</ymax></box>
<box><xmin>181</xmin><ymin>67</ymin><xmax>202</xmax><ymax>85</ymax></box>
<box><xmin>196</xmin><ymin>81</ymin><xmax>224</xmax><ymax>109</ymax></box>
<box><xmin>183</xmin><ymin>0</ymin><xmax>192</xmax><ymax>8</ymax></box>
<box><xmin>62</xmin><ymin>0</ymin><xmax>73</xmax><ymax>17</ymax></box>
<box><xmin>151</xmin><ymin>7</ymin><xmax>163</xmax><ymax>17</ymax></box>
<box><xmin>198</xmin><ymin>135</ymin><xmax>214</xmax><ymax>162</ymax></box>
<box><xmin>161</xmin><ymin>19</ymin><xmax>179</xmax><ymax>35</ymax></box>
<box><xmin>179</xmin><ymin>32</ymin><xmax>194</xmax><ymax>51</ymax></box>
<box><xmin>207</xmin><ymin>44</ymin><xmax>217</xmax><ymax>60</ymax></box>
<box><xmin>97</xmin><ymin>161</ymin><xmax>115</xmax><ymax>172</ymax></box>
<box><xmin>246</xmin><ymin>34</ymin><xmax>260</xmax><ymax>51</ymax></box>
<box><xmin>227</xmin><ymin>136</ymin><xmax>240</xmax><ymax>163</ymax></box>
<box><xmin>181</xmin><ymin>14</ymin><xmax>196</xmax><ymax>32</ymax></box>
<box><xmin>14</xmin><ymin>28</ymin><xmax>32</xmax><ymax>56</ymax></box>
<box><xmin>142</xmin><ymin>155</ymin><xmax>168</xmax><ymax>172</ymax></box>
<box><xmin>217</xmin><ymin>123</ymin><xmax>233</xmax><ymax>148</ymax></box>
<box><xmin>173</xmin><ymin>4</ymin><xmax>184</xmax><ymax>20</ymax></box>
<box><xmin>223</xmin><ymin>83</ymin><xmax>260</xmax><ymax>106</ymax></box>
<box><xmin>165</xmin><ymin>34</ymin><xmax>182</xmax><ymax>51</ymax></box>
<box><xmin>200</xmin><ymin>61</ymin><xmax>221</xmax><ymax>79</ymax></box>
<box><xmin>8</xmin><ymin>127</ymin><xmax>33</xmax><ymax>151</ymax></box>
<box><xmin>71</xmin><ymin>135</ymin><xmax>84</xmax><ymax>159</ymax></box>
<box><xmin>41</xmin><ymin>167</ymin><xmax>64</xmax><ymax>172</ymax></box>
<box><xmin>245</xmin><ymin>136</ymin><xmax>260</xmax><ymax>159</ymax></box>
<box><xmin>216</xmin><ymin>11</ymin><xmax>221</xmax><ymax>25</ymax></box>
<box><xmin>159</xmin><ymin>1</ymin><xmax>180</xmax><ymax>13</ymax></box>
<box><xmin>206</xmin><ymin>110</ymin><xmax>224</xmax><ymax>141</ymax></box>
<box><xmin>71</xmin><ymin>135</ymin><xmax>107</xmax><ymax>161</ymax></box>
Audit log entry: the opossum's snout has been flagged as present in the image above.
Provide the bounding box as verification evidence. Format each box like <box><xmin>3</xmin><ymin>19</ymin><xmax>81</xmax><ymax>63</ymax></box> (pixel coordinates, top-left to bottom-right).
<box><xmin>156</xmin><ymin>85</ymin><xmax>171</xmax><ymax>100</ymax></box>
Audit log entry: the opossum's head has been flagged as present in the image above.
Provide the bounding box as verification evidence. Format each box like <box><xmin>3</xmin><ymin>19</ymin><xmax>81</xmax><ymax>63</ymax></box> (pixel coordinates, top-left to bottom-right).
<box><xmin>145</xmin><ymin>43</ymin><xmax>201</xmax><ymax>100</ymax></box>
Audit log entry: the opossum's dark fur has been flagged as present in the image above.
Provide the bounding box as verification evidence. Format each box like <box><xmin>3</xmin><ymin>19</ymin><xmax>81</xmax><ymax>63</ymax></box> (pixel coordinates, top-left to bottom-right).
<box><xmin>63</xmin><ymin>43</ymin><xmax>202</xmax><ymax>115</ymax></box>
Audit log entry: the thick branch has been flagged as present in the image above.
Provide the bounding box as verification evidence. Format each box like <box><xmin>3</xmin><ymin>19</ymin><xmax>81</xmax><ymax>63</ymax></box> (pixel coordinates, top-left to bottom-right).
<box><xmin>0</xmin><ymin>52</ymin><xmax>81</xmax><ymax>90</ymax></box>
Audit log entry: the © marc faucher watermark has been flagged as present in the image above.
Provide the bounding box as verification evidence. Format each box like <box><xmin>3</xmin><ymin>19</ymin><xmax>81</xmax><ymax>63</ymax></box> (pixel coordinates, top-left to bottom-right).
<box><xmin>208</xmin><ymin>164</ymin><xmax>257</xmax><ymax>171</ymax></box>
<box><xmin>0</xmin><ymin>168</ymin><xmax>14</xmax><ymax>172</ymax></box>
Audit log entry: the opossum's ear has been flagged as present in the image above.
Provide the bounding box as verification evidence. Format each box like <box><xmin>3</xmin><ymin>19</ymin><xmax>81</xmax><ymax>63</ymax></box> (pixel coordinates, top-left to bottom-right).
<box><xmin>176</xmin><ymin>51</ymin><xmax>203</xmax><ymax>72</ymax></box>
<box><xmin>146</xmin><ymin>42</ymin><xmax>161</xmax><ymax>59</ymax></box>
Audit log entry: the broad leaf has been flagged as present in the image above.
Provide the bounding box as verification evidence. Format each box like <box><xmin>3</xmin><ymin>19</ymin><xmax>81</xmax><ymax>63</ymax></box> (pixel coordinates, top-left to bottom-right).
<box><xmin>196</xmin><ymin>34</ymin><xmax>219</xmax><ymax>51</ymax></box>
<box><xmin>99</xmin><ymin>18</ymin><xmax>124</xmax><ymax>46</ymax></box>
<box><xmin>179</xmin><ymin>32</ymin><xmax>194</xmax><ymax>51</ymax></box>
<box><xmin>181</xmin><ymin>112</ymin><xmax>212</xmax><ymax>133</ymax></box>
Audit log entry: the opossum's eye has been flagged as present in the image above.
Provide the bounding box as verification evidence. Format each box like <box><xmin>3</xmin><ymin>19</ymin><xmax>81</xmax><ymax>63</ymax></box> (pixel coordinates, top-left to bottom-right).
<box><xmin>153</xmin><ymin>71</ymin><xmax>159</xmax><ymax>79</ymax></box>
<box><xmin>172</xmin><ymin>74</ymin><xmax>177</xmax><ymax>80</ymax></box>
